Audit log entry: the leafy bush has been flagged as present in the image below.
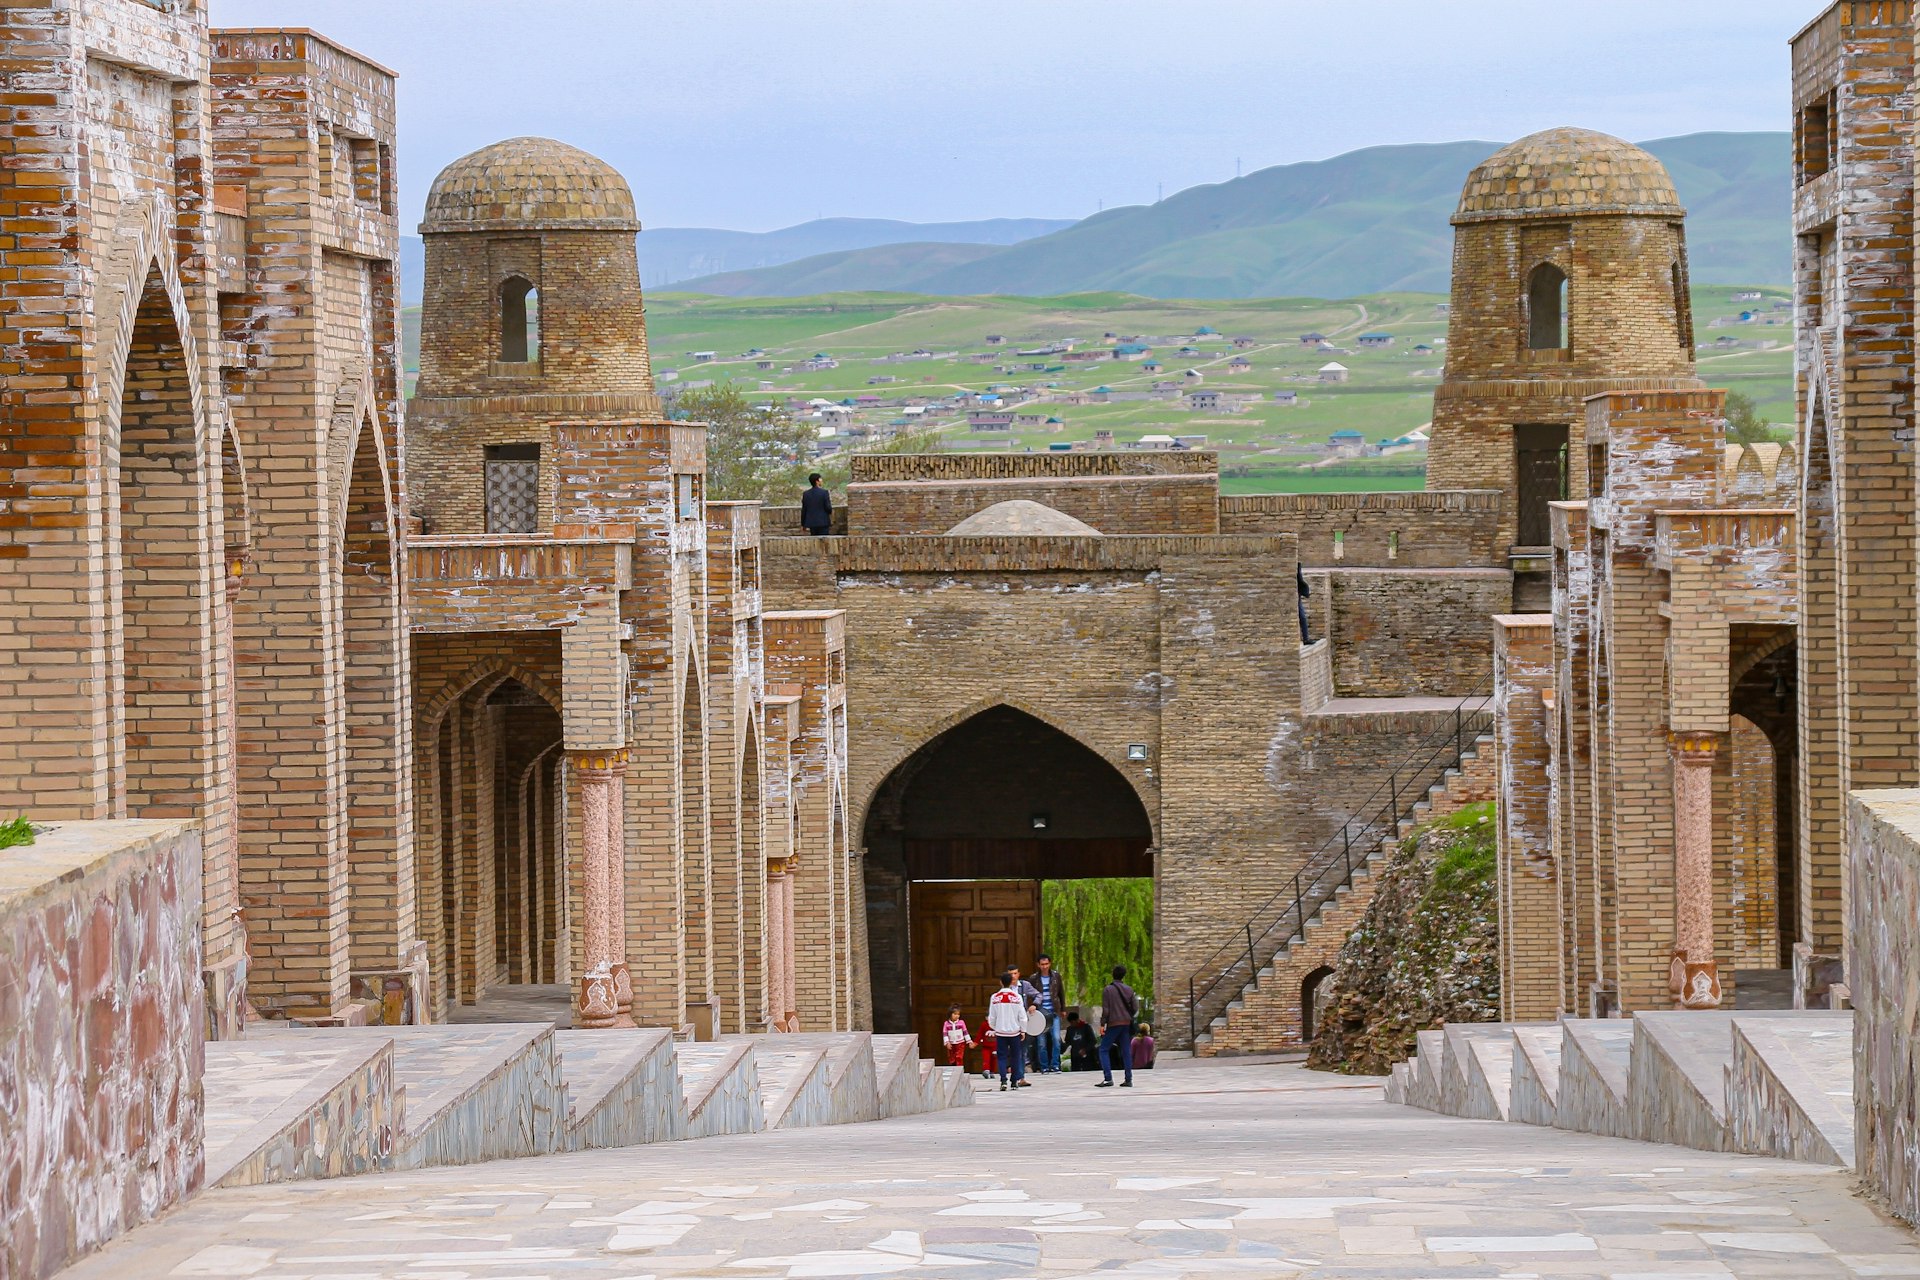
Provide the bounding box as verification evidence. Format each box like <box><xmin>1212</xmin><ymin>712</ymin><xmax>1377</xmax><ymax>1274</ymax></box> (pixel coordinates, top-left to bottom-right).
<box><xmin>0</xmin><ymin>815</ymin><xmax>35</xmax><ymax>851</ymax></box>
<box><xmin>1307</xmin><ymin>801</ymin><xmax>1499</xmax><ymax>1074</ymax></box>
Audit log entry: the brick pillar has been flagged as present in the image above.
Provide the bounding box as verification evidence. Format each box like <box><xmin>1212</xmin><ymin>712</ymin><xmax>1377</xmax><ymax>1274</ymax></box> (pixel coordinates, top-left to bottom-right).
<box><xmin>1671</xmin><ymin>732</ymin><xmax>1722</xmax><ymax>1009</ymax></box>
<box><xmin>575</xmin><ymin>752</ymin><xmax>619</xmax><ymax>1028</ymax></box>
<box><xmin>610</xmin><ymin>756</ymin><xmax>634</xmax><ymax>1022</ymax></box>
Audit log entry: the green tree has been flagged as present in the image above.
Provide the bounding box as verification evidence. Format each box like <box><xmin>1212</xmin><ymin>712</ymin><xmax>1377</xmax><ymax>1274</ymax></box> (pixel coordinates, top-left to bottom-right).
<box><xmin>1041</xmin><ymin>877</ymin><xmax>1153</xmax><ymax>1008</ymax></box>
<box><xmin>671</xmin><ymin>383</ymin><xmax>818</xmax><ymax>503</ymax></box>
<box><xmin>672</xmin><ymin>382</ymin><xmax>947</xmax><ymax>505</ymax></box>
<box><xmin>1724</xmin><ymin>390</ymin><xmax>1785</xmax><ymax>446</ymax></box>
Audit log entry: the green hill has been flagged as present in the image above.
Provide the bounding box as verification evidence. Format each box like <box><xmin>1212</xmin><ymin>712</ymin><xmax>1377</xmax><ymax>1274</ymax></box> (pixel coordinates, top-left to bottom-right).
<box><xmin>680</xmin><ymin>133</ymin><xmax>1789</xmax><ymax>299</ymax></box>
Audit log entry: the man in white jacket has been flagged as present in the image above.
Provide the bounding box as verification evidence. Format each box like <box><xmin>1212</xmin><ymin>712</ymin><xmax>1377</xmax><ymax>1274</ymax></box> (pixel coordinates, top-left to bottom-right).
<box><xmin>986</xmin><ymin>971</ymin><xmax>1029</xmax><ymax>1091</ymax></box>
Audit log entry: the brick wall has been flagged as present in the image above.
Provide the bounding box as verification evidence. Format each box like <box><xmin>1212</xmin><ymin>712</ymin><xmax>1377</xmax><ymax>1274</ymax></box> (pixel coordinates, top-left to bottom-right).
<box><xmin>0</xmin><ymin>821</ymin><xmax>205</xmax><ymax>1280</ymax></box>
<box><xmin>1324</xmin><ymin>569</ymin><xmax>1511</xmax><ymax>696</ymax></box>
<box><xmin>1494</xmin><ymin>615</ymin><xmax>1559</xmax><ymax>1020</ymax></box>
<box><xmin>1219</xmin><ymin>491</ymin><xmax>1505</xmax><ymax>567</ymax></box>
<box><xmin>1791</xmin><ymin>3</ymin><xmax>1916</xmax><ymax>979</ymax></box>
<box><xmin>848</xmin><ymin>473</ymin><xmax>1220</xmax><ymax>535</ymax></box>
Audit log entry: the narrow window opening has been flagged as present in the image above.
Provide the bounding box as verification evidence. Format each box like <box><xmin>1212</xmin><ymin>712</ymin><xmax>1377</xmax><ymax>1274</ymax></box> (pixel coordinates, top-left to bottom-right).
<box><xmin>1387</xmin><ymin>530</ymin><xmax>1399</xmax><ymax>561</ymax></box>
<box><xmin>499</xmin><ymin>276</ymin><xmax>538</xmax><ymax>363</ymax></box>
<box><xmin>485</xmin><ymin>442</ymin><xmax>540</xmax><ymax>534</ymax></box>
<box><xmin>1332</xmin><ymin>529</ymin><xmax>1345</xmax><ymax>561</ymax></box>
<box><xmin>1589</xmin><ymin>444</ymin><xmax>1609</xmax><ymax>496</ymax></box>
<box><xmin>676</xmin><ymin>472</ymin><xmax>701</xmax><ymax>520</ymax></box>
<box><xmin>1527</xmin><ymin>262</ymin><xmax>1568</xmax><ymax>350</ymax></box>
<box><xmin>1671</xmin><ymin>260</ymin><xmax>1693</xmax><ymax>350</ymax></box>
<box><xmin>1798</xmin><ymin>91</ymin><xmax>1835</xmax><ymax>185</ymax></box>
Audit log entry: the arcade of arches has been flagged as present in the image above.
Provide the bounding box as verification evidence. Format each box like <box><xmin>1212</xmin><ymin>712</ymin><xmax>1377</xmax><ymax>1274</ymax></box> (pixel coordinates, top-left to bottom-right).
<box><xmin>862</xmin><ymin>706</ymin><xmax>1153</xmax><ymax>1056</ymax></box>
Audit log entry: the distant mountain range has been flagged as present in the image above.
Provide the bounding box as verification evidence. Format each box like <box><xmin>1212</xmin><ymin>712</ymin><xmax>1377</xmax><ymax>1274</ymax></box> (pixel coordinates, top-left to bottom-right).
<box><xmin>396</xmin><ymin>216</ymin><xmax>1074</xmax><ymax>305</ymax></box>
<box><xmin>669</xmin><ymin>132</ymin><xmax>1789</xmax><ymax>299</ymax></box>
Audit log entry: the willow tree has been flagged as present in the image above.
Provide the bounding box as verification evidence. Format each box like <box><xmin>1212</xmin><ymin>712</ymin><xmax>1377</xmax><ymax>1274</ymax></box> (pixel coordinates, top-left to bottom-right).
<box><xmin>1041</xmin><ymin>878</ymin><xmax>1153</xmax><ymax>1007</ymax></box>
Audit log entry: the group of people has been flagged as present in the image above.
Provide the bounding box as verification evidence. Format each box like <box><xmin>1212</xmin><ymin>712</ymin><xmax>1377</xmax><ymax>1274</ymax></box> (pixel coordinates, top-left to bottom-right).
<box><xmin>943</xmin><ymin>956</ymin><xmax>1156</xmax><ymax>1091</ymax></box>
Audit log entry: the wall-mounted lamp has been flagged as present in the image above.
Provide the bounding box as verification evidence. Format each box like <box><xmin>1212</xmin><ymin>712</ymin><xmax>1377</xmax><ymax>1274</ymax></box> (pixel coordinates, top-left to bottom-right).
<box><xmin>1030</xmin><ymin>812</ymin><xmax>1050</xmax><ymax>831</ymax></box>
<box><xmin>1126</xmin><ymin>743</ymin><xmax>1149</xmax><ymax>761</ymax></box>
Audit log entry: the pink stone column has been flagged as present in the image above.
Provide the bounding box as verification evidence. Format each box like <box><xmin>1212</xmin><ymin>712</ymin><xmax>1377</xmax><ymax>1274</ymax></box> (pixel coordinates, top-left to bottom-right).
<box><xmin>575</xmin><ymin>754</ymin><xmax>619</xmax><ymax>1028</ymax></box>
<box><xmin>608</xmin><ymin>754</ymin><xmax>635</xmax><ymax>1027</ymax></box>
<box><xmin>1670</xmin><ymin>732</ymin><xmax>1722</xmax><ymax>1010</ymax></box>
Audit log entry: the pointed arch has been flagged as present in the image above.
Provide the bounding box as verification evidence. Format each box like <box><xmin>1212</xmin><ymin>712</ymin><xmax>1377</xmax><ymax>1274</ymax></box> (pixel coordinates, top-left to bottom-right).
<box><xmin>417</xmin><ymin>656</ymin><xmax>563</xmax><ymax>737</ymax></box>
<box><xmin>855</xmin><ymin>694</ymin><xmax>1158</xmax><ymax>845</ymax></box>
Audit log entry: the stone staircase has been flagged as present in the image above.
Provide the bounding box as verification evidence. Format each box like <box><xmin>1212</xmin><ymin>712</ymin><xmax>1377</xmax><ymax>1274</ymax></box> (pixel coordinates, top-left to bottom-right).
<box><xmin>1194</xmin><ymin>729</ymin><xmax>1497</xmax><ymax>1056</ymax></box>
<box><xmin>1387</xmin><ymin>1010</ymin><xmax>1854</xmax><ymax>1167</ymax></box>
<box><xmin>203</xmin><ymin>1025</ymin><xmax>971</xmax><ymax>1189</ymax></box>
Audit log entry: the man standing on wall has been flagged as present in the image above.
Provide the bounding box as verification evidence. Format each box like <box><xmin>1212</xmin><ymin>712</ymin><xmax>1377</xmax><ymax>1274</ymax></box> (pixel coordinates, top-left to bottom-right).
<box><xmin>1096</xmin><ymin>964</ymin><xmax>1137</xmax><ymax>1089</ymax></box>
<box><xmin>801</xmin><ymin>473</ymin><xmax>832</xmax><ymax>536</ymax></box>
<box><xmin>1031</xmin><ymin>954</ymin><xmax>1066</xmax><ymax>1074</ymax></box>
<box><xmin>987</xmin><ymin>971</ymin><xmax>1028</xmax><ymax>1092</ymax></box>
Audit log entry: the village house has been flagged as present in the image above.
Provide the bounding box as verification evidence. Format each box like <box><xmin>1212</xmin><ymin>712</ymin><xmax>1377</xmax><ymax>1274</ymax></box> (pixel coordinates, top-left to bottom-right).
<box><xmin>1319</xmin><ymin>362</ymin><xmax>1351</xmax><ymax>383</ymax></box>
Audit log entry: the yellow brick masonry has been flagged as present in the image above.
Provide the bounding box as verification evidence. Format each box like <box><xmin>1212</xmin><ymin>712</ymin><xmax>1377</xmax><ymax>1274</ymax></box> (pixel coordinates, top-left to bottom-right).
<box><xmin>1495</xmin><ymin>615</ymin><xmax>1559</xmax><ymax>1020</ymax></box>
<box><xmin>1791</xmin><ymin>3</ymin><xmax>1916</xmax><ymax>981</ymax></box>
<box><xmin>208</xmin><ymin>29</ymin><xmax>410</xmax><ymax>1021</ymax></box>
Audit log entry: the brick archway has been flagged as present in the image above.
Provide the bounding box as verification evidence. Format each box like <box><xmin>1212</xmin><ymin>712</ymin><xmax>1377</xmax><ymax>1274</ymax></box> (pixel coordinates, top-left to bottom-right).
<box><xmin>863</xmin><ymin>704</ymin><xmax>1155</xmax><ymax>1050</ymax></box>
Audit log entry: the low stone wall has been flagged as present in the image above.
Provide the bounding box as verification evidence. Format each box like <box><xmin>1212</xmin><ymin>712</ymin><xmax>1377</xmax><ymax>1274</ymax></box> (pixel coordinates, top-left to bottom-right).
<box><xmin>1219</xmin><ymin>489</ymin><xmax>1504</xmax><ymax>567</ymax></box>
<box><xmin>1</xmin><ymin>821</ymin><xmax>205</xmax><ymax>1280</ymax></box>
<box><xmin>847</xmin><ymin>473</ymin><xmax>1220</xmax><ymax>535</ymax></box>
<box><xmin>1848</xmin><ymin>790</ymin><xmax>1920</xmax><ymax>1224</ymax></box>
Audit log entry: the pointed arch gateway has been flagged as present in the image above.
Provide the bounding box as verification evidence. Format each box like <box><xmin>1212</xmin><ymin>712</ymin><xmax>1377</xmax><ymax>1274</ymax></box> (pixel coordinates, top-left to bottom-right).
<box><xmin>862</xmin><ymin>704</ymin><xmax>1155</xmax><ymax>1059</ymax></box>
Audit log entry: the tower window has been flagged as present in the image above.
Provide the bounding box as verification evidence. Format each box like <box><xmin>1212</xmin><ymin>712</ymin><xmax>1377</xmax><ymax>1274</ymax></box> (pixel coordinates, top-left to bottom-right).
<box><xmin>485</xmin><ymin>443</ymin><xmax>540</xmax><ymax>534</ymax></box>
<box><xmin>1671</xmin><ymin>260</ymin><xmax>1693</xmax><ymax>350</ymax></box>
<box><xmin>500</xmin><ymin>276</ymin><xmax>539</xmax><ymax>363</ymax></box>
<box><xmin>1526</xmin><ymin>262</ymin><xmax>1567</xmax><ymax>350</ymax></box>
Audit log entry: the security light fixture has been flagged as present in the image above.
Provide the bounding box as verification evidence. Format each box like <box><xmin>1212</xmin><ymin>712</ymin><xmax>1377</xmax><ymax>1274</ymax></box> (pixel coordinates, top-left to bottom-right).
<box><xmin>1127</xmin><ymin>743</ymin><xmax>1149</xmax><ymax>761</ymax></box>
<box><xmin>1030</xmin><ymin>812</ymin><xmax>1050</xmax><ymax>831</ymax></box>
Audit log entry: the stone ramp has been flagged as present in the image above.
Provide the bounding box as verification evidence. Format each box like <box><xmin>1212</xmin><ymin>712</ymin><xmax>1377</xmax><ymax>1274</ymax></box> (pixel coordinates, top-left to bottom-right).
<box><xmin>677</xmin><ymin>1042</ymin><xmax>765</xmax><ymax>1138</ymax></box>
<box><xmin>1725</xmin><ymin>1013</ymin><xmax>1854</xmax><ymax>1166</ymax></box>
<box><xmin>1508</xmin><ymin>1026</ymin><xmax>1561</xmax><ymax>1126</ymax></box>
<box><xmin>1385</xmin><ymin>1010</ymin><xmax>1857</xmax><ymax>1168</ymax></box>
<box><xmin>202</xmin><ymin>1036</ymin><xmax>396</xmax><ymax>1187</ymax></box>
<box><xmin>205</xmin><ymin>1023</ymin><xmax>972</xmax><ymax>1187</ymax></box>
<box><xmin>1555</xmin><ymin>1019</ymin><xmax>1633</xmax><ymax>1139</ymax></box>
<box><xmin>873</xmin><ymin>1033</ymin><xmax>928</xmax><ymax>1118</ymax></box>
<box><xmin>1627</xmin><ymin>1011</ymin><xmax>1736</xmax><ymax>1151</ymax></box>
<box><xmin>752</xmin><ymin>1045</ymin><xmax>835</xmax><ymax>1130</ymax></box>
<box><xmin>555</xmin><ymin>1028</ymin><xmax>683</xmax><ymax>1149</ymax></box>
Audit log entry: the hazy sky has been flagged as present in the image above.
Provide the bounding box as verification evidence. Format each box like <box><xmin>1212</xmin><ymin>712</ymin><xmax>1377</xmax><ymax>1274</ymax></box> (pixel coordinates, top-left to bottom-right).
<box><xmin>209</xmin><ymin>1</ymin><xmax>1813</xmax><ymax>232</ymax></box>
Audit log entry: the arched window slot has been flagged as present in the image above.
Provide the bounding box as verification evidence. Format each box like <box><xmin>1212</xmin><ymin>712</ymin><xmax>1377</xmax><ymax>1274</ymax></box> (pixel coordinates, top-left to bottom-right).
<box><xmin>499</xmin><ymin>276</ymin><xmax>539</xmax><ymax>363</ymax></box>
<box><xmin>1527</xmin><ymin>262</ymin><xmax>1568</xmax><ymax>351</ymax></box>
<box><xmin>1671</xmin><ymin>261</ymin><xmax>1693</xmax><ymax>350</ymax></box>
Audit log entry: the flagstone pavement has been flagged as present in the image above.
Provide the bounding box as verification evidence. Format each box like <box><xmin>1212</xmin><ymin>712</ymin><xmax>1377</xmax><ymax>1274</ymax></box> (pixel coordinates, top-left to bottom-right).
<box><xmin>62</xmin><ymin>1061</ymin><xmax>1920</xmax><ymax>1279</ymax></box>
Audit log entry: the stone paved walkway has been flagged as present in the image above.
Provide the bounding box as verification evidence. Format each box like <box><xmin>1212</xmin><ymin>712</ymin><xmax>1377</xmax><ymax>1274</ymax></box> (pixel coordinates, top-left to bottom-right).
<box><xmin>64</xmin><ymin>1062</ymin><xmax>1920</xmax><ymax>1278</ymax></box>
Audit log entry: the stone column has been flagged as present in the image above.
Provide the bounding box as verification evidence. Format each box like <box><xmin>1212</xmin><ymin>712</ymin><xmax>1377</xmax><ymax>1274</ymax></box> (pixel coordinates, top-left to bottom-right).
<box><xmin>1670</xmin><ymin>732</ymin><xmax>1722</xmax><ymax>1009</ymax></box>
<box><xmin>609</xmin><ymin>754</ymin><xmax>635</xmax><ymax>1026</ymax></box>
<box><xmin>575</xmin><ymin>753</ymin><xmax>619</xmax><ymax>1028</ymax></box>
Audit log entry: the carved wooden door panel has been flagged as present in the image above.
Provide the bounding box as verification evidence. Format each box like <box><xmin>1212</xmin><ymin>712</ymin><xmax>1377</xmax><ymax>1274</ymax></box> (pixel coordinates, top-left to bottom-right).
<box><xmin>908</xmin><ymin>879</ymin><xmax>1040</xmax><ymax>1062</ymax></box>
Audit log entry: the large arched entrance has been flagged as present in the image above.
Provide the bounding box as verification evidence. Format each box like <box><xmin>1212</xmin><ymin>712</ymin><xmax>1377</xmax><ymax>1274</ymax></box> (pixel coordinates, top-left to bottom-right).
<box><xmin>863</xmin><ymin>705</ymin><xmax>1153</xmax><ymax>1058</ymax></box>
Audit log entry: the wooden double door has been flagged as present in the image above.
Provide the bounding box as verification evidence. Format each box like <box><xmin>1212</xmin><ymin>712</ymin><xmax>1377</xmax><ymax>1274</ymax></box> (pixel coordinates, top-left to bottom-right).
<box><xmin>908</xmin><ymin>879</ymin><xmax>1040</xmax><ymax>1063</ymax></box>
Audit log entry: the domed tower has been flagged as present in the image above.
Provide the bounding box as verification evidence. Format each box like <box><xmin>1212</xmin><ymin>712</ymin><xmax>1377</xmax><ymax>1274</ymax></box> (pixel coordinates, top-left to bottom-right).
<box><xmin>1428</xmin><ymin>127</ymin><xmax>1701</xmax><ymax>579</ymax></box>
<box><xmin>409</xmin><ymin>137</ymin><xmax>662</xmax><ymax>533</ymax></box>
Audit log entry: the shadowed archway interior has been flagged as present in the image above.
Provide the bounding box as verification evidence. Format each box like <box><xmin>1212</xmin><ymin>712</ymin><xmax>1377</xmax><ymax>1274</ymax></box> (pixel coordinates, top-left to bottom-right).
<box><xmin>862</xmin><ymin>705</ymin><xmax>1153</xmax><ymax>1048</ymax></box>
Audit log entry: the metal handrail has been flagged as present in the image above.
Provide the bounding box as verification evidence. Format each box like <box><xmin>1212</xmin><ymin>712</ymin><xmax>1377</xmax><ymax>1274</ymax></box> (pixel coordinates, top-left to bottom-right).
<box><xmin>1185</xmin><ymin>675</ymin><xmax>1495</xmax><ymax>1045</ymax></box>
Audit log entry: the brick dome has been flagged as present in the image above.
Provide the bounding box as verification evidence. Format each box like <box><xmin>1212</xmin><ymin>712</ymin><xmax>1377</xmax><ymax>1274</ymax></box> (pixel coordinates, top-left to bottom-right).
<box><xmin>946</xmin><ymin>500</ymin><xmax>1101</xmax><ymax>536</ymax></box>
<box><xmin>1452</xmin><ymin>127</ymin><xmax>1682</xmax><ymax>224</ymax></box>
<box><xmin>422</xmin><ymin>137</ymin><xmax>640</xmax><ymax>233</ymax></box>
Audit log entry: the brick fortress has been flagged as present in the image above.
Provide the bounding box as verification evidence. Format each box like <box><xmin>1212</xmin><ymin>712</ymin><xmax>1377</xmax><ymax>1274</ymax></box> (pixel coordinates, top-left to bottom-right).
<box><xmin>0</xmin><ymin>4</ymin><xmax>855</xmax><ymax>1045</ymax></box>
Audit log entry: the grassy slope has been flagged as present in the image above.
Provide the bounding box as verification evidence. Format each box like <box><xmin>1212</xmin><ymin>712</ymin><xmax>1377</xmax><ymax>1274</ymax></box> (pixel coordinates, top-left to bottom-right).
<box><xmin>402</xmin><ymin>283</ymin><xmax>1793</xmax><ymax>494</ymax></box>
<box><xmin>678</xmin><ymin>133</ymin><xmax>1791</xmax><ymax>300</ymax></box>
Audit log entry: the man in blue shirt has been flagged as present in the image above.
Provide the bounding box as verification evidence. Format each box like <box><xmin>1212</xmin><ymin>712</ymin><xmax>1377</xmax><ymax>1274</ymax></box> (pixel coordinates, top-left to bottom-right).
<box><xmin>1029</xmin><ymin>953</ymin><xmax>1066</xmax><ymax>1074</ymax></box>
